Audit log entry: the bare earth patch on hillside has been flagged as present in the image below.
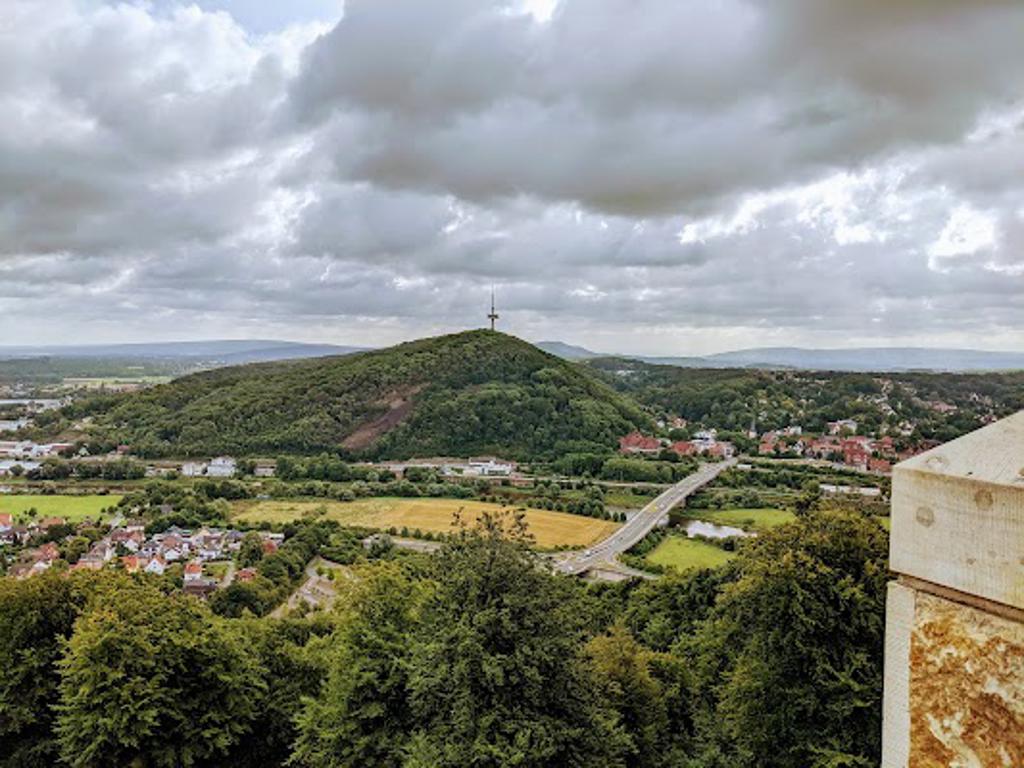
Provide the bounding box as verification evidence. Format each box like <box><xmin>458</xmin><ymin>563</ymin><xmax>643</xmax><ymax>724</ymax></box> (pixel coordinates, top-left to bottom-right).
<box><xmin>341</xmin><ymin>385</ymin><xmax>423</xmax><ymax>450</ymax></box>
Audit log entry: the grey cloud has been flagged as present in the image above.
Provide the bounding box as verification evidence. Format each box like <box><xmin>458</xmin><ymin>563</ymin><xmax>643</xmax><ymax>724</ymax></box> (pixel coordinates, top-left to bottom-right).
<box><xmin>2</xmin><ymin>0</ymin><xmax>1024</xmax><ymax>352</ymax></box>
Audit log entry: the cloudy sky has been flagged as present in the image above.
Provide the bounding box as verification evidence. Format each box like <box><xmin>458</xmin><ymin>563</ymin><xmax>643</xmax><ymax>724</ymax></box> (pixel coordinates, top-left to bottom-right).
<box><xmin>2</xmin><ymin>0</ymin><xmax>1023</xmax><ymax>354</ymax></box>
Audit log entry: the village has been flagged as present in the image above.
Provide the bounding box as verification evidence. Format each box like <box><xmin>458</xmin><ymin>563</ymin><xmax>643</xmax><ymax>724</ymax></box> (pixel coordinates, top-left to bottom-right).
<box><xmin>0</xmin><ymin>510</ymin><xmax>282</xmax><ymax>596</ymax></box>
<box><xmin>617</xmin><ymin>415</ymin><xmax>943</xmax><ymax>475</ymax></box>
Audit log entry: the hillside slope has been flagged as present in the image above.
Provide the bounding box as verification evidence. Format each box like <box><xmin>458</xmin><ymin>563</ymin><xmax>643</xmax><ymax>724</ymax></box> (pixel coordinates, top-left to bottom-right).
<box><xmin>65</xmin><ymin>331</ymin><xmax>650</xmax><ymax>459</ymax></box>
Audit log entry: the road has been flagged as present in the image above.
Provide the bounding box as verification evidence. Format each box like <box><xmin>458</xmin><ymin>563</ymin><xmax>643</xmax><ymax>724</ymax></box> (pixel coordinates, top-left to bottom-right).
<box><xmin>553</xmin><ymin>459</ymin><xmax>736</xmax><ymax>576</ymax></box>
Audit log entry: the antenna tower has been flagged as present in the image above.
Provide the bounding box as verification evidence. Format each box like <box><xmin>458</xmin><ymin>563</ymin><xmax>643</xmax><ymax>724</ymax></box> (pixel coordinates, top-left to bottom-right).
<box><xmin>488</xmin><ymin>288</ymin><xmax>499</xmax><ymax>331</ymax></box>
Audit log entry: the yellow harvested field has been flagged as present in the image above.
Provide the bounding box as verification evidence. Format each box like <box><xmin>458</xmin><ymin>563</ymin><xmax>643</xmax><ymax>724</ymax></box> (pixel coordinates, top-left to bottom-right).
<box><xmin>232</xmin><ymin>497</ymin><xmax>620</xmax><ymax>549</ymax></box>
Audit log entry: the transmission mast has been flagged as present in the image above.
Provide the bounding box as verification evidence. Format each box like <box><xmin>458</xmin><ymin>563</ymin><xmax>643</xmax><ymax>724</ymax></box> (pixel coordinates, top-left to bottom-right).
<box><xmin>487</xmin><ymin>288</ymin><xmax>499</xmax><ymax>331</ymax></box>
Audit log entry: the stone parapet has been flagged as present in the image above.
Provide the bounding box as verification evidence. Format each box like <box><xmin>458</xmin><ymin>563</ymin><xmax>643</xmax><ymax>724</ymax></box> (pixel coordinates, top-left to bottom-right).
<box><xmin>883</xmin><ymin>412</ymin><xmax>1024</xmax><ymax>767</ymax></box>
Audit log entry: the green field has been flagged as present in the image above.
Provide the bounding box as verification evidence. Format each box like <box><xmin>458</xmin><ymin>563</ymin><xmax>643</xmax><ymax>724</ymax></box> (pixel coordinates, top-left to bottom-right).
<box><xmin>685</xmin><ymin>507</ymin><xmax>796</xmax><ymax>532</ymax></box>
<box><xmin>232</xmin><ymin>497</ymin><xmax>620</xmax><ymax>549</ymax></box>
<box><xmin>0</xmin><ymin>494</ymin><xmax>122</xmax><ymax>522</ymax></box>
<box><xmin>602</xmin><ymin>490</ymin><xmax>657</xmax><ymax>509</ymax></box>
<box><xmin>646</xmin><ymin>536</ymin><xmax>736</xmax><ymax>571</ymax></box>
<box><xmin>877</xmin><ymin>516</ymin><xmax>891</xmax><ymax>531</ymax></box>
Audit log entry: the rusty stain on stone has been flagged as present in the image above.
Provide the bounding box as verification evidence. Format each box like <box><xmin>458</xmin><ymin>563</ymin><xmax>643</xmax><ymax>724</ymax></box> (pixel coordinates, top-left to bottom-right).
<box><xmin>915</xmin><ymin>506</ymin><xmax>935</xmax><ymax>527</ymax></box>
<box><xmin>909</xmin><ymin>592</ymin><xmax>1024</xmax><ymax>767</ymax></box>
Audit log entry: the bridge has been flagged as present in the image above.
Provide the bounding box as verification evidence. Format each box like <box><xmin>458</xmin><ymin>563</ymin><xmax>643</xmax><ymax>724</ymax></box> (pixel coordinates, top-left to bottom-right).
<box><xmin>553</xmin><ymin>458</ymin><xmax>736</xmax><ymax>577</ymax></box>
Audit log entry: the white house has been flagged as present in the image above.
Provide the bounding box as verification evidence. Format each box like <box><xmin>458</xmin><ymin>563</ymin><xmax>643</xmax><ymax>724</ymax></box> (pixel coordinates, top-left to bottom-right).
<box><xmin>206</xmin><ymin>457</ymin><xmax>237</xmax><ymax>478</ymax></box>
<box><xmin>181</xmin><ymin>461</ymin><xmax>207</xmax><ymax>477</ymax></box>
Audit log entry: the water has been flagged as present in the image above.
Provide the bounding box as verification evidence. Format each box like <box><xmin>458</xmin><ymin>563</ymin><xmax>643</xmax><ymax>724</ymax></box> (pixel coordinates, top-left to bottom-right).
<box><xmin>683</xmin><ymin>519</ymin><xmax>754</xmax><ymax>539</ymax></box>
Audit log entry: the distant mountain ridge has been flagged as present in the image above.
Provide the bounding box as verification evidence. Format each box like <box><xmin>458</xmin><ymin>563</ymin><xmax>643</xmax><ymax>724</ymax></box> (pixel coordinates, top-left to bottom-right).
<box><xmin>536</xmin><ymin>342</ymin><xmax>1024</xmax><ymax>372</ymax></box>
<box><xmin>0</xmin><ymin>340</ymin><xmax>366</xmax><ymax>365</ymax></box>
<box><xmin>5</xmin><ymin>338</ymin><xmax>1021</xmax><ymax>373</ymax></box>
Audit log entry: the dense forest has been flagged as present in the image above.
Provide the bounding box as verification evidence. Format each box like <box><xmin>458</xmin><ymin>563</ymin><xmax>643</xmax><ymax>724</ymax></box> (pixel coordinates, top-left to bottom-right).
<box><xmin>586</xmin><ymin>357</ymin><xmax>1024</xmax><ymax>442</ymax></box>
<box><xmin>0</xmin><ymin>507</ymin><xmax>887</xmax><ymax>768</ymax></box>
<box><xmin>39</xmin><ymin>332</ymin><xmax>649</xmax><ymax>460</ymax></box>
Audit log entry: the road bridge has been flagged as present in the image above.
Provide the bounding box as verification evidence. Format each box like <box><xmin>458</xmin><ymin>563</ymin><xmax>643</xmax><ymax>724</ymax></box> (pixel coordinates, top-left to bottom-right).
<box><xmin>553</xmin><ymin>459</ymin><xmax>736</xmax><ymax>577</ymax></box>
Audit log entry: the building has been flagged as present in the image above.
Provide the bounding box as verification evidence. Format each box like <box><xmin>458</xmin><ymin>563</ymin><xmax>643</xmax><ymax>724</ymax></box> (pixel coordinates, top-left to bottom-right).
<box><xmin>206</xmin><ymin>456</ymin><xmax>237</xmax><ymax>478</ymax></box>
<box><xmin>706</xmin><ymin>442</ymin><xmax>735</xmax><ymax>459</ymax></box>
<box><xmin>183</xmin><ymin>579</ymin><xmax>218</xmax><ymax>598</ymax></box>
<box><xmin>669</xmin><ymin>440</ymin><xmax>697</xmax><ymax>457</ymax></box>
<box><xmin>466</xmin><ymin>457</ymin><xmax>515</xmax><ymax>476</ymax></box>
<box><xmin>827</xmin><ymin>419</ymin><xmax>859</xmax><ymax>435</ymax></box>
<box><xmin>619</xmin><ymin>432</ymin><xmax>662</xmax><ymax>455</ymax></box>
<box><xmin>183</xmin><ymin>561</ymin><xmax>204</xmax><ymax>582</ymax></box>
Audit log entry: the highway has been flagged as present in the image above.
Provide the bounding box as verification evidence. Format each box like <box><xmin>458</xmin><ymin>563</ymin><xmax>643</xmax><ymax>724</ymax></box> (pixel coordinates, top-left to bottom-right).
<box><xmin>553</xmin><ymin>459</ymin><xmax>736</xmax><ymax>576</ymax></box>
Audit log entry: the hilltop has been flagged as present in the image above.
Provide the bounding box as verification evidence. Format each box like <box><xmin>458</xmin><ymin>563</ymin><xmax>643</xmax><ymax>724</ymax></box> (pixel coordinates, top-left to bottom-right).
<box><xmin>57</xmin><ymin>331</ymin><xmax>649</xmax><ymax>460</ymax></box>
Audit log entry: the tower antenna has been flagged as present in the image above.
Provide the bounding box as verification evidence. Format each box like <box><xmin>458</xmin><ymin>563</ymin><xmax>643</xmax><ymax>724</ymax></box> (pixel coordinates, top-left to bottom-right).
<box><xmin>487</xmin><ymin>287</ymin><xmax>499</xmax><ymax>331</ymax></box>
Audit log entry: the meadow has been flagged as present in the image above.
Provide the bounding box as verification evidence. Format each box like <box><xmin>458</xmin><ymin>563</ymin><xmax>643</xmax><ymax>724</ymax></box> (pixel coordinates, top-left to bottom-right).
<box><xmin>232</xmin><ymin>497</ymin><xmax>620</xmax><ymax>549</ymax></box>
<box><xmin>0</xmin><ymin>494</ymin><xmax>122</xmax><ymax>522</ymax></box>
<box><xmin>683</xmin><ymin>507</ymin><xmax>796</xmax><ymax>532</ymax></box>
<box><xmin>645</xmin><ymin>535</ymin><xmax>736</xmax><ymax>571</ymax></box>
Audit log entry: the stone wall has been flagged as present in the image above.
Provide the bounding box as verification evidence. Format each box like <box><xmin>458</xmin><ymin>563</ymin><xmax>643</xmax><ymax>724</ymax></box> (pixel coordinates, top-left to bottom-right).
<box><xmin>883</xmin><ymin>412</ymin><xmax>1024</xmax><ymax>767</ymax></box>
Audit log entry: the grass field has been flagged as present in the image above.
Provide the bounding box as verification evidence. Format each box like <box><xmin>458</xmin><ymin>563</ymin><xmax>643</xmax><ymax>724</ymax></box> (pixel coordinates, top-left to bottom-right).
<box><xmin>877</xmin><ymin>516</ymin><xmax>891</xmax><ymax>531</ymax></box>
<box><xmin>685</xmin><ymin>507</ymin><xmax>796</xmax><ymax>532</ymax></box>
<box><xmin>0</xmin><ymin>494</ymin><xmax>122</xmax><ymax>522</ymax></box>
<box><xmin>646</xmin><ymin>535</ymin><xmax>736</xmax><ymax>571</ymax></box>
<box><xmin>232</xmin><ymin>497</ymin><xmax>620</xmax><ymax>549</ymax></box>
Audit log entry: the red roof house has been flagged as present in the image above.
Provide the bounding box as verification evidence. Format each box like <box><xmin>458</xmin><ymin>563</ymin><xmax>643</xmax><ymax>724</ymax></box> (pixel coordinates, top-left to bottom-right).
<box><xmin>619</xmin><ymin>432</ymin><xmax>662</xmax><ymax>454</ymax></box>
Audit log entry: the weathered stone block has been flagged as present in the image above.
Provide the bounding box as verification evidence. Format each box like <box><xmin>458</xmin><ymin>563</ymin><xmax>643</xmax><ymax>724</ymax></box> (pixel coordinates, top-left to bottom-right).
<box><xmin>891</xmin><ymin>411</ymin><xmax>1024</xmax><ymax>610</ymax></box>
<box><xmin>883</xmin><ymin>584</ymin><xmax>1024</xmax><ymax>767</ymax></box>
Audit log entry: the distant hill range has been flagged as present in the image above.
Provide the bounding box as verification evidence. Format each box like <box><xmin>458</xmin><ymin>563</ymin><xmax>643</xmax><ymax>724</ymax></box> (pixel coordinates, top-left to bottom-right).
<box><xmin>0</xmin><ymin>340</ymin><xmax>366</xmax><ymax>366</ymax></box>
<box><xmin>4</xmin><ymin>337</ymin><xmax>1021</xmax><ymax>374</ymax></box>
<box><xmin>535</xmin><ymin>342</ymin><xmax>1024</xmax><ymax>372</ymax></box>
<box><xmin>63</xmin><ymin>331</ymin><xmax>649</xmax><ymax>459</ymax></box>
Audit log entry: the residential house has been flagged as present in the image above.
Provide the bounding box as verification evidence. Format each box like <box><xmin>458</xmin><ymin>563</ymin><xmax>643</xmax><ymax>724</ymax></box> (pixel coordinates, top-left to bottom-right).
<box><xmin>121</xmin><ymin>555</ymin><xmax>144</xmax><ymax>573</ymax></box>
<box><xmin>183</xmin><ymin>561</ymin><xmax>204</xmax><ymax>582</ymax></box>
<box><xmin>706</xmin><ymin>442</ymin><xmax>735</xmax><ymax>459</ymax></box>
<box><xmin>181</xmin><ymin>461</ymin><xmax>207</xmax><ymax>477</ymax></box>
<box><xmin>669</xmin><ymin>441</ymin><xmax>697</xmax><ymax>457</ymax></box>
<box><xmin>183</xmin><ymin>579</ymin><xmax>218</xmax><ymax>598</ymax></box>
<box><xmin>868</xmin><ymin>457</ymin><xmax>892</xmax><ymax>474</ymax></box>
<box><xmin>206</xmin><ymin>456</ymin><xmax>237</xmax><ymax>478</ymax></box>
<box><xmin>841</xmin><ymin>440</ymin><xmax>871</xmax><ymax>470</ymax></box>
<box><xmin>618</xmin><ymin>432</ymin><xmax>662</xmax><ymax>455</ymax></box>
<box><xmin>827</xmin><ymin>419</ymin><xmax>858</xmax><ymax>436</ymax></box>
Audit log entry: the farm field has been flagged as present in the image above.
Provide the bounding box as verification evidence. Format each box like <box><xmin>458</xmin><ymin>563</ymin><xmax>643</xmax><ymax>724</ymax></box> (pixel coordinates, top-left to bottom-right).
<box><xmin>0</xmin><ymin>494</ymin><xmax>122</xmax><ymax>522</ymax></box>
<box><xmin>645</xmin><ymin>535</ymin><xmax>736</xmax><ymax>571</ymax></box>
<box><xmin>232</xmin><ymin>497</ymin><xmax>620</xmax><ymax>549</ymax></box>
<box><xmin>685</xmin><ymin>507</ymin><xmax>796</xmax><ymax>532</ymax></box>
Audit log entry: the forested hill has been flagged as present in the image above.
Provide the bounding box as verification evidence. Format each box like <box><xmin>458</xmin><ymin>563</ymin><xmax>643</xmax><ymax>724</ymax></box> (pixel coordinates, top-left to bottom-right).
<box><xmin>55</xmin><ymin>331</ymin><xmax>650</xmax><ymax>459</ymax></box>
<box><xmin>585</xmin><ymin>357</ymin><xmax>1024</xmax><ymax>442</ymax></box>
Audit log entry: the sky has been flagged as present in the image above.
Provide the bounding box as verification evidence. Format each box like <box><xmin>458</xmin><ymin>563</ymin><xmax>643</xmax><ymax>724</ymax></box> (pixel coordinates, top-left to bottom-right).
<box><xmin>2</xmin><ymin>0</ymin><xmax>1023</xmax><ymax>355</ymax></box>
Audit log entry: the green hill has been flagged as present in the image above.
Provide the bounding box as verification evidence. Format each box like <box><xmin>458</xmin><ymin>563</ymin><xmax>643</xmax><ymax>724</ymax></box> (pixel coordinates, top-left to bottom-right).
<box><xmin>63</xmin><ymin>331</ymin><xmax>650</xmax><ymax>460</ymax></box>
